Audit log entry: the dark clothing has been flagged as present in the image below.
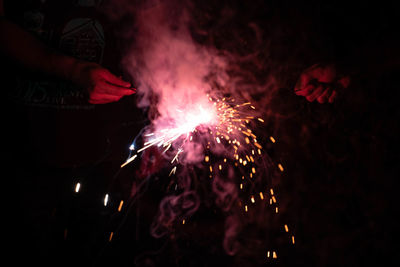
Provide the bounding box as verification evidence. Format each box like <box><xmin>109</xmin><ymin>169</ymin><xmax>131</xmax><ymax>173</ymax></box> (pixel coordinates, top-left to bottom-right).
<box><xmin>4</xmin><ymin>0</ymin><xmax>144</xmax><ymax>167</ymax></box>
<box><xmin>3</xmin><ymin>1</ymin><xmax>144</xmax><ymax>266</ymax></box>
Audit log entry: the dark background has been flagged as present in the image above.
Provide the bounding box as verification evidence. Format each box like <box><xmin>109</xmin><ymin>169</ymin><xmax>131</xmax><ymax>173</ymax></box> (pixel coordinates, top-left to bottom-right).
<box><xmin>3</xmin><ymin>0</ymin><xmax>399</xmax><ymax>266</ymax></box>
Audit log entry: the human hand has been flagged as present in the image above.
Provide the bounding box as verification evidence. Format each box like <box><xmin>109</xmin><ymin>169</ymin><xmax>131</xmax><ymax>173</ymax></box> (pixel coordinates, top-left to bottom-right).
<box><xmin>71</xmin><ymin>61</ymin><xmax>136</xmax><ymax>104</ymax></box>
<box><xmin>295</xmin><ymin>63</ymin><xmax>350</xmax><ymax>103</ymax></box>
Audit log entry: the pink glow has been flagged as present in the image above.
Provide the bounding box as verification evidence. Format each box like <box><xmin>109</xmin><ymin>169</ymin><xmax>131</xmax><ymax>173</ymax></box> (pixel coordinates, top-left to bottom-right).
<box><xmin>152</xmin><ymin>96</ymin><xmax>217</xmax><ymax>140</ymax></box>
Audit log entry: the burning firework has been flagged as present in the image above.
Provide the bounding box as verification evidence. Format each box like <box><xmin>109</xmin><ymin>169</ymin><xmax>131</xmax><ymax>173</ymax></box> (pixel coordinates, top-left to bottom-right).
<box><xmin>121</xmin><ymin>95</ymin><xmax>264</xmax><ymax>172</ymax></box>
<box><xmin>78</xmin><ymin>1</ymin><xmax>296</xmax><ymax>262</ymax></box>
<box><xmin>116</xmin><ymin>91</ymin><xmax>294</xmax><ymax>257</ymax></box>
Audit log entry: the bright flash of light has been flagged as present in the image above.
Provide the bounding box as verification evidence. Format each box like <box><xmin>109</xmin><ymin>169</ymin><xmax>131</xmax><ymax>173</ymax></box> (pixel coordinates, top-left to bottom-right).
<box><xmin>121</xmin><ymin>95</ymin><xmax>219</xmax><ymax>168</ymax></box>
<box><xmin>120</xmin><ymin>93</ymin><xmax>266</xmax><ymax>172</ymax></box>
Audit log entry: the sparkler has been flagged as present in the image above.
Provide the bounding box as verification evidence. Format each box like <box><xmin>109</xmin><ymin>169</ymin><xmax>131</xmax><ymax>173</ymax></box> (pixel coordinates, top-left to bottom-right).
<box><xmin>120</xmin><ymin>95</ymin><xmax>217</xmax><ymax>169</ymax></box>
<box><xmin>72</xmin><ymin>90</ymin><xmax>295</xmax><ymax>262</ymax></box>
<box><xmin>120</xmin><ymin>94</ymin><xmax>267</xmax><ymax>175</ymax></box>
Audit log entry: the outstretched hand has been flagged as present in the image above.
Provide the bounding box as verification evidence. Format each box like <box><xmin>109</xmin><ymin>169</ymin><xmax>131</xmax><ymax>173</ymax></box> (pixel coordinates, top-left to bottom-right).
<box><xmin>1</xmin><ymin>0</ymin><xmax>135</xmax><ymax>105</ymax></box>
<box><xmin>71</xmin><ymin>61</ymin><xmax>136</xmax><ymax>104</ymax></box>
<box><xmin>295</xmin><ymin>63</ymin><xmax>350</xmax><ymax>103</ymax></box>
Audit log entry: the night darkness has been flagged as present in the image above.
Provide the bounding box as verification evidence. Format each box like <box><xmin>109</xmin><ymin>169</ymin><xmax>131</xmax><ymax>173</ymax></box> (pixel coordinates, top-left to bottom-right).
<box><xmin>2</xmin><ymin>0</ymin><xmax>399</xmax><ymax>267</ymax></box>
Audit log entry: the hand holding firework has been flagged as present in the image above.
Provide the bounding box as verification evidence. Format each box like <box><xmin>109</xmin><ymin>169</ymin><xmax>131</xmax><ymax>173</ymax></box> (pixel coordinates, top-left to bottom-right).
<box><xmin>0</xmin><ymin>1</ymin><xmax>134</xmax><ymax>105</ymax></box>
<box><xmin>295</xmin><ymin>63</ymin><xmax>350</xmax><ymax>103</ymax></box>
<box><xmin>71</xmin><ymin>61</ymin><xmax>136</xmax><ymax>104</ymax></box>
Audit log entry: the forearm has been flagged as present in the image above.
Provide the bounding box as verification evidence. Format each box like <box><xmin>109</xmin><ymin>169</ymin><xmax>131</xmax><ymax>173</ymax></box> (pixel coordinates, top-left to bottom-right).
<box><xmin>0</xmin><ymin>17</ymin><xmax>78</xmax><ymax>81</ymax></box>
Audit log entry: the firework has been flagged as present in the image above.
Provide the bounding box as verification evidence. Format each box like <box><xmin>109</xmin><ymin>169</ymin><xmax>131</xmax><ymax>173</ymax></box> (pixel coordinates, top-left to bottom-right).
<box><xmin>120</xmin><ymin>94</ymin><xmax>266</xmax><ymax>174</ymax></box>
<box><xmin>68</xmin><ymin>92</ymin><xmax>296</xmax><ymax>263</ymax></box>
<box><xmin>113</xmin><ymin>92</ymin><xmax>295</xmax><ymax>260</ymax></box>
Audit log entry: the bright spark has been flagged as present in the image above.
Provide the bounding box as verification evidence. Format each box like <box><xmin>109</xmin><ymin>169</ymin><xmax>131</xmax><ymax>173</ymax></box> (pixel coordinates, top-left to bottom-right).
<box><xmin>104</xmin><ymin>194</ymin><xmax>109</xmax><ymax>206</ymax></box>
<box><xmin>75</xmin><ymin>182</ymin><xmax>81</xmax><ymax>193</ymax></box>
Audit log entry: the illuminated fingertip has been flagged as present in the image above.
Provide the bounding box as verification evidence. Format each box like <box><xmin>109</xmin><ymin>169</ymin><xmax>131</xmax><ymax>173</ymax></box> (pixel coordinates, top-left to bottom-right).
<box><xmin>306</xmin><ymin>95</ymin><xmax>315</xmax><ymax>102</ymax></box>
<box><xmin>329</xmin><ymin>91</ymin><xmax>337</xmax><ymax>103</ymax></box>
<box><xmin>295</xmin><ymin>90</ymin><xmax>308</xmax><ymax>96</ymax></box>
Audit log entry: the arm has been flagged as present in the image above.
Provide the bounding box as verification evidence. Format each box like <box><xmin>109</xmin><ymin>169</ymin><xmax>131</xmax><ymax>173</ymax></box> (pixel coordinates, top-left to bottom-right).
<box><xmin>0</xmin><ymin>0</ymin><xmax>135</xmax><ymax>104</ymax></box>
<box><xmin>0</xmin><ymin>15</ymin><xmax>79</xmax><ymax>81</ymax></box>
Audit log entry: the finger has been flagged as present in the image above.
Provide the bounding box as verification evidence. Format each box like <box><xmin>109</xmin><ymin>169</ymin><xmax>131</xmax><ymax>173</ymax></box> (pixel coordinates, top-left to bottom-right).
<box><xmin>89</xmin><ymin>97</ymin><xmax>121</xmax><ymax>104</ymax></box>
<box><xmin>104</xmin><ymin>71</ymin><xmax>131</xmax><ymax>87</ymax></box>
<box><xmin>317</xmin><ymin>87</ymin><xmax>331</xmax><ymax>104</ymax></box>
<box><xmin>295</xmin><ymin>84</ymin><xmax>315</xmax><ymax>96</ymax></box>
<box><xmin>295</xmin><ymin>73</ymin><xmax>311</xmax><ymax>91</ymax></box>
<box><xmin>99</xmin><ymin>82</ymin><xmax>136</xmax><ymax>96</ymax></box>
<box><xmin>328</xmin><ymin>90</ymin><xmax>337</xmax><ymax>103</ymax></box>
<box><xmin>306</xmin><ymin>86</ymin><xmax>324</xmax><ymax>102</ymax></box>
<box><xmin>89</xmin><ymin>93</ymin><xmax>122</xmax><ymax>104</ymax></box>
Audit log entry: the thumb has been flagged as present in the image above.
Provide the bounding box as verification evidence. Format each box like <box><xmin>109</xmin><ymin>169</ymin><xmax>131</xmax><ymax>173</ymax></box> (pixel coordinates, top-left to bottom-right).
<box><xmin>295</xmin><ymin>73</ymin><xmax>311</xmax><ymax>91</ymax></box>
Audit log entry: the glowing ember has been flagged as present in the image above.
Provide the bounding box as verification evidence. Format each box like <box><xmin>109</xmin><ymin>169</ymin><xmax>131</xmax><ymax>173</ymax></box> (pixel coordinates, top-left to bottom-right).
<box><xmin>74</xmin><ymin>182</ymin><xmax>81</xmax><ymax>193</ymax></box>
<box><xmin>118</xmin><ymin>200</ymin><xmax>124</xmax><ymax>212</ymax></box>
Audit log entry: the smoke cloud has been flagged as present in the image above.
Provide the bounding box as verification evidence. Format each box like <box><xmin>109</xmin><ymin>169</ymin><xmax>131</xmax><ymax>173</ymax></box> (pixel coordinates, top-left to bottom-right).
<box><xmin>106</xmin><ymin>0</ymin><xmax>292</xmax><ymax>258</ymax></box>
<box><xmin>122</xmin><ymin>0</ymin><xmax>227</xmax><ymax>122</ymax></box>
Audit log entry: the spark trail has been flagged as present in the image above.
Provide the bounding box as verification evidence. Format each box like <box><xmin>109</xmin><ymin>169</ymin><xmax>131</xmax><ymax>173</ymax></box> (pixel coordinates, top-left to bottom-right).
<box><xmin>120</xmin><ymin>94</ymin><xmax>265</xmax><ymax>174</ymax></box>
<box><xmin>118</xmin><ymin>92</ymin><xmax>294</xmax><ymax>259</ymax></box>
